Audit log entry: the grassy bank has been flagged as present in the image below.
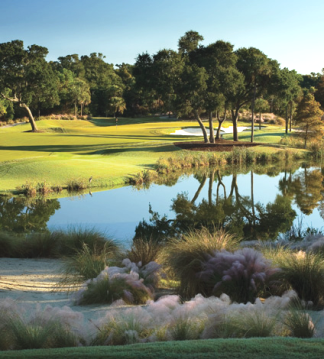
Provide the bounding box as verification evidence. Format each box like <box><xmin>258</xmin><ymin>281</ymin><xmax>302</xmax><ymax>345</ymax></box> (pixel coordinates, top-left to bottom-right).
<box><xmin>0</xmin><ymin>338</ymin><xmax>323</xmax><ymax>358</ymax></box>
<box><xmin>0</xmin><ymin>117</ymin><xmax>306</xmax><ymax>193</ymax></box>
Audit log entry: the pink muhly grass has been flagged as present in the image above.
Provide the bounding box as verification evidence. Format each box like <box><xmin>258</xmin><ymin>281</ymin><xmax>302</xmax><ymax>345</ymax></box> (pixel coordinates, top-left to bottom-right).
<box><xmin>199</xmin><ymin>248</ymin><xmax>279</xmax><ymax>303</ymax></box>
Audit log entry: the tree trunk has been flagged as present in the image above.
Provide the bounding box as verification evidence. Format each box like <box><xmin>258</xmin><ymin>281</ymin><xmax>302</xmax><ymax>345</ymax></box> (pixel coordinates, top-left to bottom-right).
<box><xmin>285</xmin><ymin>105</ymin><xmax>288</xmax><ymax>134</ymax></box>
<box><xmin>305</xmin><ymin>124</ymin><xmax>308</xmax><ymax>149</ymax></box>
<box><xmin>216</xmin><ymin>106</ymin><xmax>227</xmax><ymax>140</ymax></box>
<box><xmin>81</xmin><ymin>103</ymin><xmax>83</xmax><ymax>117</ymax></box>
<box><xmin>191</xmin><ymin>173</ymin><xmax>207</xmax><ymax>204</ymax></box>
<box><xmin>216</xmin><ymin>170</ymin><xmax>226</xmax><ymax>201</ymax></box>
<box><xmin>251</xmin><ymin>86</ymin><xmax>256</xmax><ymax>143</ymax></box>
<box><xmin>289</xmin><ymin>102</ymin><xmax>293</xmax><ymax>132</ymax></box>
<box><xmin>208</xmin><ymin>170</ymin><xmax>215</xmax><ymax>205</ymax></box>
<box><xmin>231</xmin><ymin>108</ymin><xmax>239</xmax><ymax>141</ymax></box>
<box><xmin>259</xmin><ymin>111</ymin><xmax>261</xmax><ymax>130</ymax></box>
<box><xmin>20</xmin><ymin>102</ymin><xmax>38</xmax><ymax>132</ymax></box>
<box><xmin>251</xmin><ymin>170</ymin><xmax>255</xmax><ymax>226</ymax></box>
<box><xmin>194</xmin><ymin>110</ymin><xmax>209</xmax><ymax>143</ymax></box>
<box><xmin>0</xmin><ymin>93</ymin><xmax>38</xmax><ymax>132</ymax></box>
<box><xmin>208</xmin><ymin>111</ymin><xmax>215</xmax><ymax>143</ymax></box>
<box><xmin>74</xmin><ymin>102</ymin><xmax>77</xmax><ymax>117</ymax></box>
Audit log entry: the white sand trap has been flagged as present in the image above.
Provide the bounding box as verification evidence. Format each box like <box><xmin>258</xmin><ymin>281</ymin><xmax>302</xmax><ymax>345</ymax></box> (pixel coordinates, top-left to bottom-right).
<box><xmin>171</xmin><ymin>126</ymin><xmax>249</xmax><ymax>136</ymax></box>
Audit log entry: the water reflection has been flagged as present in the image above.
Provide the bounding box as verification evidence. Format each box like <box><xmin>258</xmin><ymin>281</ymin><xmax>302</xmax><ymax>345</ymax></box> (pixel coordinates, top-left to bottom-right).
<box><xmin>1</xmin><ymin>163</ymin><xmax>324</xmax><ymax>242</ymax></box>
<box><xmin>135</xmin><ymin>165</ymin><xmax>324</xmax><ymax>241</ymax></box>
<box><xmin>0</xmin><ymin>196</ymin><xmax>60</xmax><ymax>233</ymax></box>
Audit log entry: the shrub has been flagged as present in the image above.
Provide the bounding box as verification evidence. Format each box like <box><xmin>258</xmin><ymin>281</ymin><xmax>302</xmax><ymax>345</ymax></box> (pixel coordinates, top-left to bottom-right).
<box><xmin>60</xmin><ymin>243</ymin><xmax>112</xmax><ymax>287</ymax></box>
<box><xmin>57</xmin><ymin>228</ymin><xmax>116</xmax><ymax>256</ymax></box>
<box><xmin>271</xmin><ymin>250</ymin><xmax>324</xmax><ymax>306</ymax></box>
<box><xmin>66</xmin><ymin>179</ymin><xmax>87</xmax><ymax>191</ymax></box>
<box><xmin>225</xmin><ymin>309</ymin><xmax>279</xmax><ymax>338</ymax></box>
<box><xmin>92</xmin><ymin>313</ymin><xmax>153</xmax><ymax>346</ymax></box>
<box><xmin>3</xmin><ymin>316</ymin><xmax>79</xmax><ymax>350</ymax></box>
<box><xmin>160</xmin><ymin>228</ymin><xmax>240</xmax><ymax>299</ymax></box>
<box><xmin>0</xmin><ymin>232</ymin><xmax>20</xmax><ymax>257</ymax></box>
<box><xmin>284</xmin><ymin>299</ymin><xmax>315</xmax><ymax>338</ymax></box>
<box><xmin>168</xmin><ymin>317</ymin><xmax>204</xmax><ymax>341</ymax></box>
<box><xmin>199</xmin><ymin>248</ymin><xmax>279</xmax><ymax>303</ymax></box>
<box><xmin>74</xmin><ymin>259</ymin><xmax>161</xmax><ymax>305</ymax></box>
<box><xmin>126</xmin><ymin>238</ymin><xmax>162</xmax><ymax>265</ymax></box>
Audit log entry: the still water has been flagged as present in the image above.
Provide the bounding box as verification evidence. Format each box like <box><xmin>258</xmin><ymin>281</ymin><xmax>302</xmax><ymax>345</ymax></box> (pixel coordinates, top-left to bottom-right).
<box><xmin>1</xmin><ymin>164</ymin><xmax>324</xmax><ymax>245</ymax></box>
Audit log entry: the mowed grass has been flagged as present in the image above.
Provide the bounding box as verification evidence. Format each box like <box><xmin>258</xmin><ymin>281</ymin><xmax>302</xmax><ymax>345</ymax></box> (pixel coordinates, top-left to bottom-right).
<box><xmin>0</xmin><ymin>117</ymin><xmax>289</xmax><ymax>192</ymax></box>
<box><xmin>0</xmin><ymin>338</ymin><xmax>324</xmax><ymax>359</ymax></box>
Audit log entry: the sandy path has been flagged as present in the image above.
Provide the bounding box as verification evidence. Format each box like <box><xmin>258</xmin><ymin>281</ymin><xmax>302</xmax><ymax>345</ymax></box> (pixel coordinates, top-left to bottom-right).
<box><xmin>0</xmin><ymin>258</ymin><xmax>134</xmax><ymax>321</ymax></box>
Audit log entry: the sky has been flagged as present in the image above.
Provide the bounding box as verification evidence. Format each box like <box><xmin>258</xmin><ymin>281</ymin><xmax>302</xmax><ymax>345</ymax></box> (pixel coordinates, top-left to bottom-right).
<box><xmin>0</xmin><ymin>0</ymin><xmax>323</xmax><ymax>75</ymax></box>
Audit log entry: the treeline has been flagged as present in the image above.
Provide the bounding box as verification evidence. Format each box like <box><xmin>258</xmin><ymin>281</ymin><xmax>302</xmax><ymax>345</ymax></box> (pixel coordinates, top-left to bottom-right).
<box><xmin>0</xmin><ymin>31</ymin><xmax>324</xmax><ymax>140</ymax></box>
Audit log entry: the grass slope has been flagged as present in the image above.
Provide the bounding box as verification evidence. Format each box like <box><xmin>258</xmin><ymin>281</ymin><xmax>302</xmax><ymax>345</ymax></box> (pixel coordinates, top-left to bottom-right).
<box><xmin>0</xmin><ymin>117</ymin><xmax>291</xmax><ymax>193</ymax></box>
<box><xmin>0</xmin><ymin>338</ymin><xmax>324</xmax><ymax>359</ymax></box>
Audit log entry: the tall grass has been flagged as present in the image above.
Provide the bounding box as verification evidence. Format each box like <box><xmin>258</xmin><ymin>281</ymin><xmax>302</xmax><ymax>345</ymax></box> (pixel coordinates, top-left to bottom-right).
<box><xmin>59</xmin><ymin>242</ymin><xmax>119</xmax><ymax>288</ymax></box>
<box><xmin>126</xmin><ymin>238</ymin><xmax>162</xmax><ymax>265</ymax></box>
<box><xmin>284</xmin><ymin>299</ymin><xmax>315</xmax><ymax>338</ymax></box>
<box><xmin>268</xmin><ymin>249</ymin><xmax>324</xmax><ymax>306</ymax></box>
<box><xmin>0</xmin><ymin>228</ymin><xmax>119</xmax><ymax>259</ymax></box>
<box><xmin>199</xmin><ymin>248</ymin><xmax>278</xmax><ymax>303</ymax></box>
<box><xmin>160</xmin><ymin>228</ymin><xmax>239</xmax><ymax>299</ymax></box>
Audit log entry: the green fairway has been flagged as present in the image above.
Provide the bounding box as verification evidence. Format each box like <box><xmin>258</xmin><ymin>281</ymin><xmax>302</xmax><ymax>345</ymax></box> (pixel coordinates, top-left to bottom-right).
<box><xmin>0</xmin><ymin>338</ymin><xmax>324</xmax><ymax>359</ymax></box>
<box><xmin>0</xmin><ymin>117</ymin><xmax>291</xmax><ymax>193</ymax></box>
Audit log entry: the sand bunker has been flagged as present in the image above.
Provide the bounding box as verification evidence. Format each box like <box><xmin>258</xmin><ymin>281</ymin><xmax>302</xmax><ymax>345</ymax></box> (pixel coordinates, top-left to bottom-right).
<box><xmin>171</xmin><ymin>126</ymin><xmax>249</xmax><ymax>136</ymax></box>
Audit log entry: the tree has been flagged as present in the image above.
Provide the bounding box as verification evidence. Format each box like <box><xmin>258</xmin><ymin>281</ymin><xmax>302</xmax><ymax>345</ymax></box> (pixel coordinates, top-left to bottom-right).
<box><xmin>275</xmin><ymin>68</ymin><xmax>302</xmax><ymax>134</ymax></box>
<box><xmin>254</xmin><ymin>98</ymin><xmax>269</xmax><ymax>130</ymax></box>
<box><xmin>315</xmin><ymin>71</ymin><xmax>324</xmax><ymax>109</ymax></box>
<box><xmin>178</xmin><ymin>30</ymin><xmax>204</xmax><ymax>55</ymax></box>
<box><xmin>69</xmin><ymin>78</ymin><xmax>91</xmax><ymax>116</ymax></box>
<box><xmin>295</xmin><ymin>93</ymin><xmax>324</xmax><ymax>148</ymax></box>
<box><xmin>0</xmin><ymin>40</ymin><xmax>59</xmax><ymax>131</ymax></box>
<box><xmin>174</xmin><ymin>63</ymin><xmax>209</xmax><ymax>142</ymax></box>
<box><xmin>189</xmin><ymin>41</ymin><xmax>237</xmax><ymax>143</ymax></box>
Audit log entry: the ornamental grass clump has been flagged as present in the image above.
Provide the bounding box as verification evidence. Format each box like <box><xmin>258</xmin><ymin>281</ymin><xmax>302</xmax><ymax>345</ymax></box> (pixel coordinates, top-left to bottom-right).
<box><xmin>199</xmin><ymin>248</ymin><xmax>279</xmax><ymax>303</ymax></box>
<box><xmin>0</xmin><ymin>299</ymin><xmax>85</xmax><ymax>350</ymax></box>
<box><xmin>270</xmin><ymin>250</ymin><xmax>324</xmax><ymax>306</ymax></box>
<box><xmin>126</xmin><ymin>238</ymin><xmax>162</xmax><ymax>265</ymax></box>
<box><xmin>161</xmin><ymin>228</ymin><xmax>240</xmax><ymax>299</ymax></box>
<box><xmin>284</xmin><ymin>299</ymin><xmax>316</xmax><ymax>338</ymax></box>
<box><xmin>75</xmin><ymin>259</ymin><xmax>161</xmax><ymax>305</ymax></box>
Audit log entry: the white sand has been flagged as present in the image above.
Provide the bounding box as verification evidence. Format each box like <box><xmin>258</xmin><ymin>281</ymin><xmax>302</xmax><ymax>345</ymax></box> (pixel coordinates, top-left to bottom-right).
<box><xmin>171</xmin><ymin>126</ymin><xmax>249</xmax><ymax>136</ymax></box>
<box><xmin>0</xmin><ymin>258</ymin><xmax>125</xmax><ymax>320</ymax></box>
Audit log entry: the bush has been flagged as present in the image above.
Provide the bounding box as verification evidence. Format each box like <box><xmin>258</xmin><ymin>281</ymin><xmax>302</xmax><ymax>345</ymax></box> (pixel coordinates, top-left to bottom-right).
<box><xmin>199</xmin><ymin>248</ymin><xmax>278</xmax><ymax>303</ymax></box>
<box><xmin>271</xmin><ymin>250</ymin><xmax>324</xmax><ymax>306</ymax></box>
<box><xmin>74</xmin><ymin>259</ymin><xmax>161</xmax><ymax>305</ymax></box>
<box><xmin>126</xmin><ymin>238</ymin><xmax>162</xmax><ymax>265</ymax></box>
<box><xmin>160</xmin><ymin>228</ymin><xmax>239</xmax><ymax>299</ymax></box>
<box><xmin>284</xmin><ymin>299</ymin><xmax>315</xmax><ymax>338</ymax></box>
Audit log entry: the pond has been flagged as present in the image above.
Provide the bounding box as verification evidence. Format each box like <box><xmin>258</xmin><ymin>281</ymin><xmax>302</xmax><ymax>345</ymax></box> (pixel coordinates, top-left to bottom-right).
<box><xmin>1</xmin><ymin>162</ymin><xmax>324</xmax><ymax>246</ymax></box>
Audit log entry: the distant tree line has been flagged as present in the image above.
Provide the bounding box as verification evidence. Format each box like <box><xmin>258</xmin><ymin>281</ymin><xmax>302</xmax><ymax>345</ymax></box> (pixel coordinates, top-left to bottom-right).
<box><xmin>0</xmin><ymin>31</ymin><xmax>324</xmax><ymax>141</ymax></box>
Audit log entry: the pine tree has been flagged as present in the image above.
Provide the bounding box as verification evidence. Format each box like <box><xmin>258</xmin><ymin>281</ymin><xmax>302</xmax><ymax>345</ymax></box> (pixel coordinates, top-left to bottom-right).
<box><xmin>295</xmin><ymin>93</ymin><xmax>324</xmax><ymax>148</ymax></box>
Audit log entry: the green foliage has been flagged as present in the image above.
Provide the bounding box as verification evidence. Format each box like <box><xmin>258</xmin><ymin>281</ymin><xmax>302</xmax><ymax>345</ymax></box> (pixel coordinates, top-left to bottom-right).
<box><xmin>284</xmin><ymin>300</ymin><xmax>315</xmax><ymax>338</ymax></box>
<box><xmin>168</xmin><ymin>317</ymin><xmax>204</xmax><ymax>341</ymax></box>
<box><xmin>78</xmin><ymin>275</ymin><xmax>152</xmax><ymax>305</ymax></box>
<box><xmin>4</xmin><ymin>316</ymin><xmax>78</xmax><ymax>350</ymax></box>
<box><xmin>270</xmin><ymin>250</ymin><xmax>324</xmax><ymax>305</ymax></box>
<box><xmin>0</xmin><ymin>228</ymin><xmax>119</xmax><ymax>259</ymax></box>
<box><xmin>160</xmin><ymin>228</ymin><xmax>239</xmax><ymax>299</ymax></box>
<box><xmin>60</xmin><ymin>242</ymin><xmax>118</xmax><ymax>286</ymax></box>
<box><xmin>224</xmin><ymin>310</ymin><xmax>279</xmax><ymax>338</ymax></box>
<box><xmin>126</xmin><ymin>238</ymin><xmax>162</xmax><ymax>266</ymax></box>
<box><xmin>92</xmin><ymin>315</ymin><xmax>153</xmax><ymax>346</ymax></box>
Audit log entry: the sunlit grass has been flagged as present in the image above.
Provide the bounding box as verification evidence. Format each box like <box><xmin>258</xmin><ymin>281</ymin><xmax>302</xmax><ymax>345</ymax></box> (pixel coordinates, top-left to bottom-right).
<box><xmin>0</xmin><ymin>117</ymin><xmax>301</xmax><ymax>192</ymax></box>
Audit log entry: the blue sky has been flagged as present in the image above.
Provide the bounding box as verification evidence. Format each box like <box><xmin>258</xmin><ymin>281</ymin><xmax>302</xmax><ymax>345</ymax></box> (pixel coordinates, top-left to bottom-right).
<box><xmin>1</xmin><ymin>0</ymin><xmax>323</xmax><ymax>74</ymax></box>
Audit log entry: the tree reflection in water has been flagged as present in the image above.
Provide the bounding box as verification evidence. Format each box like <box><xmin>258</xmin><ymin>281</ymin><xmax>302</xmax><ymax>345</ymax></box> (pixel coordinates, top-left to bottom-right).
<box><xmin>0</xmin><ymin>196</ymin><xmax>60</xmax><ymax>233</ymax></box>
<box><xmin>135</xmin><ymin>164</ymin><xmax>324</xmax><ymax>242</ymax></box>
